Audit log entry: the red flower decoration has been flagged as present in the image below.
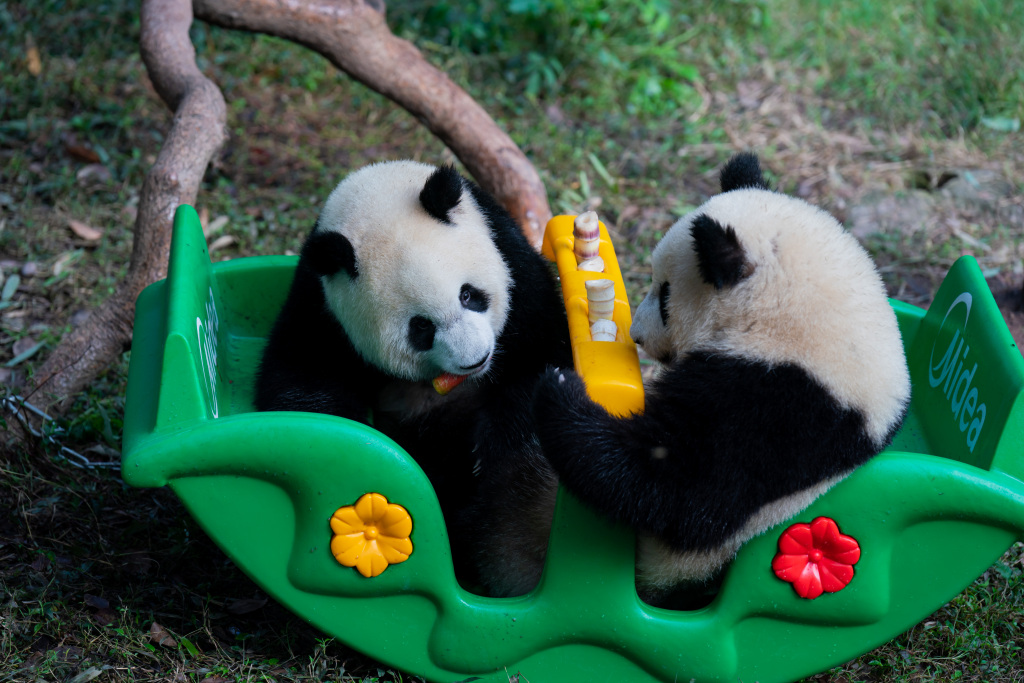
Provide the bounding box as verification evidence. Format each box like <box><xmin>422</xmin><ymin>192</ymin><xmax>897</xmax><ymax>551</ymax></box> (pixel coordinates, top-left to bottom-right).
<box><xmin>772</xmin><ymin>517</ymin><xmax>861</xmax><ymax>599</ymax></box>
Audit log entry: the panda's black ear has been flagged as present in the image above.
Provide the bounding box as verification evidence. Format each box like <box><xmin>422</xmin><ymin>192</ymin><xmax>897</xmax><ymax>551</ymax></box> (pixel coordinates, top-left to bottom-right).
<box><xmin>419</xmin><ymin>164</ymin><xmax>464</xmax><ymax>225</ymax></box>
<box><xmin>304</xmin><ymin>227</ymin><xmax>358</xmax><ymax>279</ymax></box>
<box><xmin>720</xmin><ymin>152</ymin><xmax>770</xmax><ymax>193</ymax></box>
<box><xmin>691</xmin><ymin>214</ymin><xmax>751</xmax><ymax>290</ymax></box>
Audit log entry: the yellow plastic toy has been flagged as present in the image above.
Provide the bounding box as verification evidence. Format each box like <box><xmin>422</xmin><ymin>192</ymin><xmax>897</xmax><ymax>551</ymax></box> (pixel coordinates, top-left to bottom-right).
<box><xmin>541</xmin><ymin>214</ymin><xmax>644</xmax><ymax>416</ymax></box>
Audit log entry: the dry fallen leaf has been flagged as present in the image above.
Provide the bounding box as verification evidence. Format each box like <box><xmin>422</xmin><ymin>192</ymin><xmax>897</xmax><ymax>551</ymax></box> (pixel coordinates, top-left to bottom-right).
<box><xmin>206</xmin><ymin>215</ymin><xmax>229</xmax><ymax>236</ymax></box>
<box><xmin>26</xmin><ymin>39</ymin><xmax>42</xmax><ymax>76</ymax></box>
<box><xmin>208</xmin><ymin>235</ymin><xmax>237</xmax><ymax>253</ymax></box>
<box><xmin>84</xmin><ymin>594</ymin><xmax>110</xmax><ymax>610</ymax></box>
<box><xmin>68</xmin><ymin>667</ymin><xmax>103</xmax><ymax>683</ymax></box>
<box><xmin>65</xmin><ymin>143</ymin><xmax>101</xmax><ymax>164</ymax></box>
<box><xmin>76</xmin><ymin>164</ymin><xmax>112</xmax><ymax>185</ymax></box>
<box><xmin>68</xmin><ymin>219</ymin><xmax>103</xmax><ymax>241</ymax></box>
<box><xmin>148</xmin><ymin>621</ymin><xmax>177</xmax><ymax>647</ymax></box>
<box><xmin>54</xmin><ymin>250</ymin><xmax>82</xmax><ymax>277</ymax></box>
<box><xmin>226</xmin><ymin>596</ymin><xmax>267</xmax><ymax>615</ymax></box>
<box><xmin>92</xmin><ymin>608</ymin><xmax>117</xmax><ymax>626</ymax></box>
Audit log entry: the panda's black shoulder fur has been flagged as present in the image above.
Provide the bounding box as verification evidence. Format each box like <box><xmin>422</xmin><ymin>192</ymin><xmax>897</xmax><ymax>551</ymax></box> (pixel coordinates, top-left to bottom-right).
<box><xmin>464</xmin><ymin>180</ymin><xmax>572</xmax><ymax>381</ymax></box>
<box><xmin>533</xmin><ymin>353</ymin><xmax>900</xmax><ymax>553</ymax></box>
<box><xmin>253</xmin><ymin>229</ymin><xmax>382</xmax><ymax>421</ymax></box>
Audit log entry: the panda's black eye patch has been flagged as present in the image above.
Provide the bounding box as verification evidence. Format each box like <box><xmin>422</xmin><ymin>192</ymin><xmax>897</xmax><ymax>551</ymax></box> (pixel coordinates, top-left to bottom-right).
<box><xmin>658</xmin><ymin>281</ymin><xmax>671</xmax><ymax>325</ymax></box>
<box><xmin>408</xmin><ymin>315</ymin><xmax>436</xmax><ymax>352</ymax></box>
<box><xmin>460</xmin><ymin>283</ymin><xmax>489</xmax><ymax>312</ymax></box>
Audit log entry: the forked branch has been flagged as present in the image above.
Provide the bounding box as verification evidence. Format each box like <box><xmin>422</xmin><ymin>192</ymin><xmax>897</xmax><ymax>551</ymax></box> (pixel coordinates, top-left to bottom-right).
<box><xmin>30</xmin><ymin>0</ymin><xmax>228</xmax><ymax>409</ymax></box>
<box><xmin>29</xmin><ymin>0</ymin><xmax>551</xmax><ymax>411</ymax></box>
<box><xmin>192</xmin><ymin>0</ymin><xmax>550</xmax><ymax>242</ymax></box>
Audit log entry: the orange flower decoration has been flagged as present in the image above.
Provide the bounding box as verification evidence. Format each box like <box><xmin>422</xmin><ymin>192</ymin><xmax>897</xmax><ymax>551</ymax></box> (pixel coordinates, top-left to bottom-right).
<box><xmin>772</xmin><ymin>517</ymin><xmax>861</xmax><ymax>599</ymax></box>
<box><xmin>330</xmin><ymin>493</ymin><xmax>413</xmax><ymax>578</ymax></box>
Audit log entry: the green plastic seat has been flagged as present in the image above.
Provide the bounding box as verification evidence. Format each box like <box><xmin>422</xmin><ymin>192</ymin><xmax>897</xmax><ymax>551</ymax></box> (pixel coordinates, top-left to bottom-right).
<box><xmin>123</xmin><ymin>205</ymin><xmax>1024</xmax><ymax>682</ymax></box>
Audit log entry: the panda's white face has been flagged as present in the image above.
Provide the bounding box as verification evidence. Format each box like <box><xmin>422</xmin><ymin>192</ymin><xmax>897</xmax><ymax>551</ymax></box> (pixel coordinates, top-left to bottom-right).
<box><xmin>630</xmin><ymin>187</ymin><xmax>911</xmax><ymax>443</ymax></box>
<box><xmin>630</xmin><ymin>223</ymin><xmax>712</xmax><ymax>364</ymax></box>
<box><xmin>314</xmin><ymin>161</ymin><xmax>512</xmax><ymax>382</ymax></box>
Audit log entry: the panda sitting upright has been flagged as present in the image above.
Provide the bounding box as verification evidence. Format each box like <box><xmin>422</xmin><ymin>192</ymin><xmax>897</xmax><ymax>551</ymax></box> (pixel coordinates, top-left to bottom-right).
<box><xmin>532</xmin><ymin>153</ymin><xmax>911</xmax><ymax>604</ymax></box>
<box><xmin>256</xmin><ymin>161</ymin><xmax>571</xmax><ymax>584</ymax></box>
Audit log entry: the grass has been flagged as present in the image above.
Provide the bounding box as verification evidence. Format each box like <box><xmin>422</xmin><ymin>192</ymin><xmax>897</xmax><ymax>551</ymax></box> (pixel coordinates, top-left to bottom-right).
<box><xmin>2</xmin><ymin>0</ymin><xmax>1024</xmax><ymax>681</ymax></box>
<box><xmin>769</xmin><ymin>0</ymin><xmax>1024</xmax><ymax>134</ymax></box>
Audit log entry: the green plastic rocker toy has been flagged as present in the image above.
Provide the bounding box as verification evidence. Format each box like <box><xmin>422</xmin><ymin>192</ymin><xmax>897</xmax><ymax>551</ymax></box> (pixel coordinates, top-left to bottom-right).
<box><xmin>123</xmin><ymin>205</ymin><xmax>1024</xmax><ymax>683</ymax></box>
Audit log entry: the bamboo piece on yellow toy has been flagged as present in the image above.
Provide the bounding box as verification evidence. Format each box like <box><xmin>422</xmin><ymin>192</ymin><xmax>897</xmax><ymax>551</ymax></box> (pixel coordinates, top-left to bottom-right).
<box><xmin>573</xmin><ymin>211</ymin><xmax>605</xmax><ymax>272</ymax></box>
<box><xmin>585</xmin><ymin>277</ymin><xmax>618</xmax><ymax>341</ymax></box>
<box><xmin>590</xmin><ymin>318</ymin><xmax>617</xmax><ymax>342</ymax></box>
<box><xmin>584</xmin><ymin>279</ymin><xmax>615</xmax><ymax>322</ymax></box>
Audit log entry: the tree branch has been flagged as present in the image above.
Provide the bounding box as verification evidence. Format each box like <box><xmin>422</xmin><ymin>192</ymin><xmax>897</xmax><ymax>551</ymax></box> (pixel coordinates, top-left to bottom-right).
<box><xmin>193</xmin><ymin>0</ymin><xmax>551</xmax><ymax>245</ymax></box>
<box><xmin>30</xmin><ymin>0</ymin><xmax>551</xmax><ymax>412</ymax></box>
<box><xmin>29</xmin><ymin>0</ymin><xmax>228</xmax><ymax>410</ymax></box>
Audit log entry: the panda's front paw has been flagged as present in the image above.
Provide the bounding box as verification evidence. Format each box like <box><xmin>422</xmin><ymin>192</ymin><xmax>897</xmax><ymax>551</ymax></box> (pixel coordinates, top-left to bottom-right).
<box><xmin>532</xmin><ymin>367</ymin><xmax>603</xmax><ymax>462</ymax></box>
<box><xmin>533</xmin><ymin>366</ymin><xmax>588</xmax><ymax>415</ymax></box>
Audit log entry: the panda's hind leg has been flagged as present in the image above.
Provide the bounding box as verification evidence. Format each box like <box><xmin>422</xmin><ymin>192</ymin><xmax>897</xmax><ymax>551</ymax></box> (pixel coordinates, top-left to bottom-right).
<box><xmin>467</xmin><ymin>439</ymin><xmax>558</xmax><ymax>597</ymax></box>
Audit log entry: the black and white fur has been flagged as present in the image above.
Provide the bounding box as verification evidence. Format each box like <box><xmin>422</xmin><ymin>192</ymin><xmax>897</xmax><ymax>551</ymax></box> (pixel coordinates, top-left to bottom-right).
<box><xmin>533</xmin><ymin>153</ymin><xmax>911</xmax><ymax>603</ymax></box>
<box><xmin>255</xmin><ymin>161</ymin><xmax>570</xmax><ymax>587</ymax></box>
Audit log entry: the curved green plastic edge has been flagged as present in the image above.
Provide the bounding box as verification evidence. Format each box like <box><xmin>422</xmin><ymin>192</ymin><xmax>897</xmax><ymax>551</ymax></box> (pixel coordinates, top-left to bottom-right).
<box><xmin>123</xmin><ymin>205</ymin><xmax>1024</xmax><ymax>682</ymax></box>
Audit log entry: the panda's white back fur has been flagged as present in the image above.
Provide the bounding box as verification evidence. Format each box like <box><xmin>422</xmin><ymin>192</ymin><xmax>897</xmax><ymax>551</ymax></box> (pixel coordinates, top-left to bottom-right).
<box><xmin>315</xmin><ymin>161</ymin><xmax>512</xmax><ymax>382</ymax></box>
<box><xmin>632</xmin><ymin>188</ymin><xmax>910</xmax><ymax>444</ymax></box>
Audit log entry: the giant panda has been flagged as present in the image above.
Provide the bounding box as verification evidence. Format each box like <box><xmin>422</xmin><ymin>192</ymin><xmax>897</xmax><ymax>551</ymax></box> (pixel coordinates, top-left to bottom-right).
<box><xmin>255</xmin><ymin>160</ymin><xmax>571</xmax><ymax>587</ymax></box>
<box><xmin>531</xmin><ymin>153</ymin><xmax>911</xmax><ymax>605</ymax></box>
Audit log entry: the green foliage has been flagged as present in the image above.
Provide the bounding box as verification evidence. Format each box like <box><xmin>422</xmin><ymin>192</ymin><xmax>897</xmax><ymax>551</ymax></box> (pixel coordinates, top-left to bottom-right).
<box><xmin>392</xmin><ymin>0</ymin><xmax>1023</xmax><ymax>131</ymax></box>
<box><xmin>392</xmin><ymin>0</ymin><xmax>768</xmax><ymax>117</ymax></box>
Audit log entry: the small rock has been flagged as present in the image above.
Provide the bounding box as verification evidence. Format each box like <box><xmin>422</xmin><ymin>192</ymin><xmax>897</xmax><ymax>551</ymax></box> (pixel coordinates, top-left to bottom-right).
<box><xmin>545</xmin><ymin>103</ymin><xmax>567</xmax><ymax>125</ymax></box>
<box><xmin>70</xmin><ymin>309</ymin><xmax>91</xmax><ymax>328</ymax></box>
<box><xmin>940</xmin><ymin>169</ymin><xmax>1013</xmax><ymax>206</ymax></box>
<box><xmin>75</xmin><ymin>164</ymin><xmax>112</xmax><ymax>185</ymax></box>
<box><xmin>848</xmin><ymin>191</ymin><xmax>937</xmax><ymax>240</ymax></box>
<box><xmin>11</xmin><ymin>336</ymin><xmax>37</xmax><ymax>357</ymax></box>
<box><xmin>21</xmin><ymin>262</ymin><xmax>37</xmax><ymax>277</ymax></box>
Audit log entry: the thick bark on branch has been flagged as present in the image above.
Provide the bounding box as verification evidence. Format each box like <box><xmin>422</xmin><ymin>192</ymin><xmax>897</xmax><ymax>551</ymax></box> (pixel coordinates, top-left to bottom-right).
<box><xmin>30</xmin><ymin>0</ymin><xmax>550</xmax><ymax>412</ymax></box>
<box><xmin>193</xmin><ymin>0</ymin><xmax>551</xmax><ymax>244</ymax></box>
<box><xmin>29</xmin><ymin>0</ymin><xmax>228</xmax><ymax>409</ymax></box>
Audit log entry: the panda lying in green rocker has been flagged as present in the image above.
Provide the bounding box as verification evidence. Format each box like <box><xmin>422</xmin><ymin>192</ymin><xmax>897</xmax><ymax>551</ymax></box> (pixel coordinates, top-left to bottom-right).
<box><xmin>531</xmin><ymin>153</ymin><xmax>911</xmax><ymax>604</ymax></box>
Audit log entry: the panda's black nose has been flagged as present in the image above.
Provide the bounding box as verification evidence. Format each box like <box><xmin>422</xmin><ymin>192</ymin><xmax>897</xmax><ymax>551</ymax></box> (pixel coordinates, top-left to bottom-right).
<box><xmin>632</xmin><ymin>334</ymin><xmax>644</xmax><ymax>347</ymax></box>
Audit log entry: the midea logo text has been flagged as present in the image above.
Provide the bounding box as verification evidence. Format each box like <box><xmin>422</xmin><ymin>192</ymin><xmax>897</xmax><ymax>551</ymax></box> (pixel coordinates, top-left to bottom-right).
<box><xmin>928</xmin><ymin>292</ymin><xmax>986</xmax><ymax>453</ymax></box>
